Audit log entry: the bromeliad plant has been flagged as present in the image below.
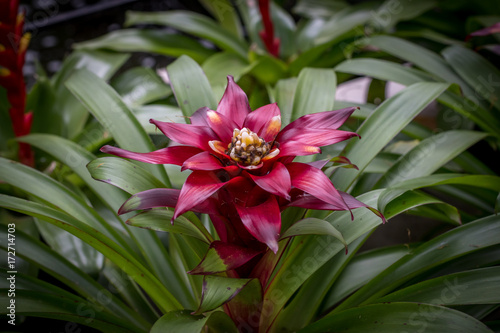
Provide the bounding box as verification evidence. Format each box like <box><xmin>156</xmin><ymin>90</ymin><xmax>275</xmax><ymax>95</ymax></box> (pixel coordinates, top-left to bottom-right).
<box><xmin>99</xmin><ymin>76</ymin><xmax>384</xmax><ymax>329</ymax></box>
<box><xmin>1</xmin><ymin>1</ymin><xmax>500</xmax><ymax>332</ymax></box>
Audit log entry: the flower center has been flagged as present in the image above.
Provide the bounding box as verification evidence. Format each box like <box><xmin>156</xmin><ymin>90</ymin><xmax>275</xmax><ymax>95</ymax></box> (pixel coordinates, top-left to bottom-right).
<box><xmin>226</xmin><ymin>128</ymin><xmax>271</xmax><ymax>166</ymax></box>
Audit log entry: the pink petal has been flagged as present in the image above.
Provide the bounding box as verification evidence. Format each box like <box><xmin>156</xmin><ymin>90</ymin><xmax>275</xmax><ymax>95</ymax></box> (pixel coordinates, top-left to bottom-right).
<box><xmin>286</xmin><ymin>162</ymin><xmax>349</xmax><ymax>210</ymax></box>
<box><xmin>243</xmin><ymin>103</ymin><xmax>281</xmax><ymax>138</ymax></box>
<box><xmin>173</xmin><ymin>171</ymin><xmax>227</xmax><ymax>221</ymax></box>
<box><xmin>278</xmin><ymin>107</ymin><xmax>358</xmax><ymax>141</ymax></box>
<box><xmin>235</xmin><ymin>195</ymin><xmax>281</xmax><ymax>253</ymax></box>
<box><xmin>188</xmin><ymin>241</ymin><xmax>262</xmax><ymax>275</ymax></box>
<box><xmin>150</xmin><ymin>119</ymin><xmax>217</xmax><ymax>150</ymax></box>
<box><xmin>288</xmin><ymin>191</ymin><xmax>386</xmax><ymax>223</ymax></box>
<box><xmin>278</xmin><ymin>141</ymin><xmax>321</xmax><ymax>157</ymax></box>
<box><xmin>189</xmin><ymin>106</ymin><xmax>210</xmax><ymax>126</ymax></box>
<box><xmin>101</xmin><ymin>145</ymin><xmax>202</xmax><ymax>165</ymax></box>
<box><xmin>118</xmin><ymin>188</ymin><xmax>219</xmax><ymax>215</ymax></box>
<box><xmin>206</xmin><ymin>110</ymin><xmax>239</xmax><ymax>143</ymax></box>
<box><xmin>308</xmin><ymin>159</ymin><xmax>330</xmax><ymax>169</ymax></box>
<box><xmin>182</xmin><ymin>151</ymin><xmax>224</xmax><ymax>171</ymax></box>
<box><xmin>280</xmin><ymin>128</ymin><xmax>359</xmax><ymax>148</ymax></box>
<box><xmin>247</xmin><ymin>162</ymin><xmax>291</xmax><ymax>200</ymax></box>
<box><xmin>217</xmin><ymin>76</ymin><xmax>251</xmax><ymax>127</ymax></box>
<box><xmin>118</xmin><ymin>188</ymin><xmax>180</xmax><ymax>214</ymax></box>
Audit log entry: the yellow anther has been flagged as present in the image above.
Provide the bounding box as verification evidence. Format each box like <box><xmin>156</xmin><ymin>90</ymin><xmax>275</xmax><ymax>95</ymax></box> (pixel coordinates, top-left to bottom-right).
<box><xmin>0</xmin><ymin>44</ymin><xmax>5</xmax><ymax>52</ymax></box>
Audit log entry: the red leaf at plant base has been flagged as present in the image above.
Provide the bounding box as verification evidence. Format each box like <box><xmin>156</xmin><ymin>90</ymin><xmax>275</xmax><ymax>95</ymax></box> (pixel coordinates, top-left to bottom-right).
<box><xmin>235</xmin><ymin>195</ymin><xmax>281</xmax><ymax>254</ymax></box>
<box><xmin>189</xmin><ymin>241</ymin><xmax>262</xmax><ymax>275</ymax></box>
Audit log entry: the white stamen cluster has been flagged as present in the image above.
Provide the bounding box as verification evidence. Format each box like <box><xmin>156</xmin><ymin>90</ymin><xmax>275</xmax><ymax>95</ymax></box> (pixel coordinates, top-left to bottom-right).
<box><xmin>227</xmin><ymin>128</ymin><xmax>271</xmax><ymax>166</ymax></box>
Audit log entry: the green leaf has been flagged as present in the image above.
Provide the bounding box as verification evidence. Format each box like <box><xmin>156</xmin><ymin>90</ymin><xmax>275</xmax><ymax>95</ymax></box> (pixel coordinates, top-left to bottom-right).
<box><xmin>167</xmin><ymin>55</ymin><xmax>218</xmax><ymax>118</ymax></box>
<box><xmin>376</xmin><ymin>130</ymin><xmax>487</xmax><ymax>188</ymax></box>
<box><xmin>291</xmin><ymin>68</ymin><xmax>336</xmax><ymax>122</ymax></box>
<box><xmin>368</xmin><ymin>0</ymin><xmax>437</xmax><ymax>31</ymax></box>
<box><xmin>247</xmin><ymin>54</ymin><xmax>289</xmax><ymax>85</ymax></box>
<box><xmin>27</xmin><ymin>76</ymin><xmax>60</xmax><ymax>136</ymax></box>
<box><xmin>199</xmin><ymin>0</ymin><xmax>243</xmax><ymax>39</ymax></box>
<box><xmin>333</xmin><ymin>214</ymin><xmax>500</xmax><ymax>312</ymax></box>
<box><xmin>293</xmin><ymin>0</ymin><xmax>349</xmax><ymax>18</ymax></box>
<box><xmin>87</xmin><ymin>157</ymin><xmax>166</xmax><ymax>195</ymax></box>
<box><xmin>383</xmin><ymin>190</ymin><xmax>461</xmax><ymax>225</ymax></box>
<box><xmin>274</xmin><ymin>77</ymin><xmax>297</xmax><ymax>126</ymax></box>
<box><xmin>378</xmin><ymin>174</ymin><xmax>500</xmax><ymax>213</ymax></box>
<box><xmin>331</xmin><ymin>82</ymin><xmax>449</xmax><ymax>191</ymax></box>
<box><xmin>32</xmin><ymin>215</ymin><xmax>104</xmax><ymax>275</ymax></box>
<box><xmin>0</xmin><ymin>290</ymin><xmax>142</xmax><ymax>333</ymax></box>
<box><xmin>112</xmin><ymin>67</ymin><xmax>172</xmax><ymax>108</ymax></box>
<box><xmin>65</xmin><ymin>69</ymin><xmax>170</xmax><ymax>185</ymax></box>
<box><xmin>335</xmin><ymin>58</ymin><xmax>500</xmax><ymax>137</ymax></box>
<box><xmin>281</xmin><ymin>218</ymin><xmax>348</xmax><ymax>252</ymax></box>
<box><xmin>74</xmin><ymin>29</ymin><xmax>214</xmax><ymax>63</ymax></box>
<box><xmin>127</xmin><ymin>209</ymin><xmax>210</xmax><ymax>243</ymax></box>
<box><xmin>0</xmin><ymin>225</ymin><xmax>150</xmax><ymax>331</ymax></box>
<box><xmin>151</xmin><ymin>310</ymin><xmax>237</xmax><ymax>333</ymax></box>
<box><xmin>194</xmin><ymin>276</ymin><xmax>257</xmax><ymax>315</ymax></box>
<box><xmin>300</xmin><ymin>302</ymin><xmax>492</xmax><ymax>333</ymax></box>
<box><xmin>442</xmin><ymin>45</ymin><xmax>500</xmax><ymax>111</ymax></box>
<box><xmin>0</xmin><ymin>157</ymin><xmax>126</xmax><ymax>245</ymax></box>
<box><xmin>125</xmin><ymin>11</ymin><xmax>248</xmax><ymax>59</ymax></box>
<box><xmin>51</xmin><ymin>50</ymin><xmax>130</xmax><ymax>138</ymax></box>
<box><xmin>378</xmin><ymin>267</ymin><xmax>500</xmax><ymax>305</ymax></box>
<box><xmin>0</xmin><ymin>195</ymin><xmax>183</xmax><ymax>313</ymax></box>
<box><xmin>18</xmin><ymin>134</ymin><xmax>129</xmax><ymax>212</ymax></box>
<box><xmin>321</xmin><ymin>245</ymin><xmax>412</xmax><ymax>313</ymax></box>
<box><xmin>364</xmin><ymin>36</ymin><xmax>472</xmax><ymax>95</ymax></box>
<box><xmin>201</xmin><ymin>52</ymin><xmax>249</xmax><ymax>99</ymax></box>
<box><xmin>133</xmin><ymin>105</ymin><xmax>184</xmax><ymax>134</ymax></box>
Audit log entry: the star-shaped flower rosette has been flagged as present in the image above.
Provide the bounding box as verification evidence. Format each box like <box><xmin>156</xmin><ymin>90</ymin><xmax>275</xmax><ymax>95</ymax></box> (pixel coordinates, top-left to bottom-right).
<box><xmin>101</xmin><ymin>76</ymin><xmax>384</xmax><ymax>278</ymax></box>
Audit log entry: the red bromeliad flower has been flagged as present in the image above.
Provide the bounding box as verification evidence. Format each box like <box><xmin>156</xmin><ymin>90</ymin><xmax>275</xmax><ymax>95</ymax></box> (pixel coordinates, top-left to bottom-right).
<box><xmin>258</xmin><ymin>0</ymin><xmax>280</xmax><ymax>57</ymax></box>
<box><xmin>0</xmin><ymin>0</ymin><xmax>33</xmax><ymax>166</ymax></box>
<box><xmin>101</xmin><ymin>76</ymin><xmax>384</xmax><ymax>258</ymax></box>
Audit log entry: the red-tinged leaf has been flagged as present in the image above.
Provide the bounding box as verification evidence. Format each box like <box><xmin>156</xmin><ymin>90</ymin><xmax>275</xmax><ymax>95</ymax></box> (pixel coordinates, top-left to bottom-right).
<box><xmin>206</xmin><ymin>109</ymin><xmax>239</xmax><ymax>143</ymax></box>
<box><xmin>100</xmin><ymin>145</ymin><xmax>202</xmax><ymax>165</ymax></box>
<box><xmin>235</xmin><ymin>195</ymin><xmax>281</xmax><ymax>253</ymax></box>
<box><xmin>466</xmin><ymin>22</ymin><xmax>500</xmax><ymax>40</ymax></box>
<box><xmin>279</xmin><ymin>107</ymin><xmax>358</xmax><ymax>140</ymax></box>
<box><xmin>174</xmin><ymin>170</ymin><xmax>227</xmax><ymax>220</ymax></box>
<box><xmin>308</xmin><ymin>159</ymin><xmax>330</xmax><ymax>169</ymax></box>
<box><xmin>118</xmin><ymin>188</ymin><xmax>180</xmax><ymax>214</ymax></box>
<box><xmin>280</xmin><ymin>217</ymin><xmax>348</xmax><ymax>254</ymax></box>
<box><xmin>286</xmin><ymin>162</ymin><xmax>349</xmax><ymax>211</ymax></box>
<box><xmin>182</xmin><ymin>151</ymin><xmax>223</xmax><ymax>171</ymax></box>
<box><xmin>278</xmin><ymin>141</ymin><xmax>321</xmax><ymax>156</ymax></box>
<box><xmin>281</xmin><ymin>128</ymin><xmax>359</xmax><ymax>147</ymax></box>
<box><xmin>247</xmin><ymin>162</ymin><xmax>291</xmax><ymax>200</ymax></box>
<box><xmin>244</xmin><ymin>103</ymin><xmax>281</xmax><ymax>139</ymax></box>
<box><xmin>288</xmin><ymin>191</ymin><xmax>385</xmax><ymax>223</ymax></box>
<box><xmin>217</xmin><ymin>75</ymin><xmax>251</xmax><ymax>127</ymax></box>
<box><xmin>151</xmin><ymin>310</ymin><xmax>237</xmax><ymax>333</ymax></box>
<box><xmin>193</xmin><ymin>276</ymin><xmax>256</xmax><ymax>315</ymax></box>
<box><xmin>224</xmin><ymin>278</ymin><xmax>263</xmax><ymax>332</ymax></box>
<box><xmin>150</xmin><ymin>119</ymin><xmax>217</xmax><ymax>150</ymax></box>
<box><xmin>188</xmin><ymin>241</ymin><xmax>262</xmax><ymax>275</ymax></box>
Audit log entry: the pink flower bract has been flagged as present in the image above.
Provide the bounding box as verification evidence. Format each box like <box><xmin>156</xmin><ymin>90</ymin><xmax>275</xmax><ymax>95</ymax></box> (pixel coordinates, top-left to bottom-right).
<box><xmin>102</xmin><ymin>76</ymin><xmax>384</xmax><ymax>254</ymax></box>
